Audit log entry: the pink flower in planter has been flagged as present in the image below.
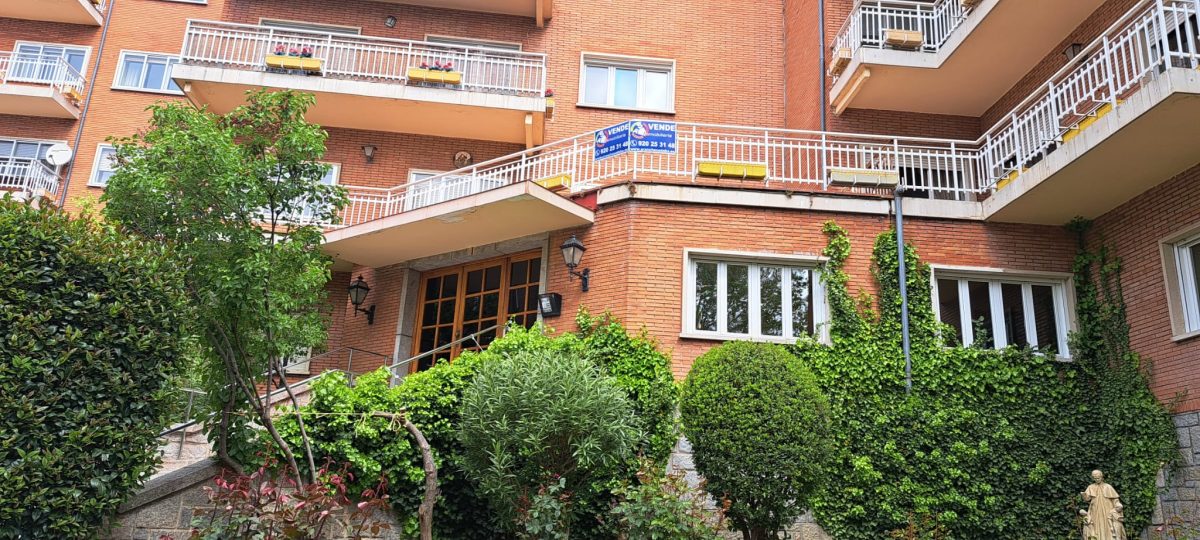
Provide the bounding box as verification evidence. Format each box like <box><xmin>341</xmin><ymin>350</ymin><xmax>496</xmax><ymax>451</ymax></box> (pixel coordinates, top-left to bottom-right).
<box><xmin>289</xmin><ymin>48</ymin><xmax>300</xmax><ymax>57</ymax></box>
<box><xmin>274</xmin><ymin>44</ymin><xmax>286</xmax><ymax>55</ymax></box>
<box><xmin>442</xmin><ymin>61</ymin><xmax>453</xmax><ymax>71</ymax></box>
<box><xmin>420</xmin><ymin>61</ymin><xmax>429</xmax><ymax>69</ymax></box>
<box><xmin>545</xmin><ymin>88</ymin><xmax>555</xmax><ymax>97</ymax></box>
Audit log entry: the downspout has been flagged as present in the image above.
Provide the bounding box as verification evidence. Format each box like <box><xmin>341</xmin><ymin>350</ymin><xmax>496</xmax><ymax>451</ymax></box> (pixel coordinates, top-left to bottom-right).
<box><xmin>818</xmin><ymin>0</ymin><xmax>827</xmax><ymax>131</ymax></box>
<box><xmin>895</xmin><ymin>191</ymin><xmax>912</xmax><ymax>394</ymax></box>
<box><xmin>59</xmin><ymin>0</ymin><xmax>116</xmax><ymax>207</ymax></box>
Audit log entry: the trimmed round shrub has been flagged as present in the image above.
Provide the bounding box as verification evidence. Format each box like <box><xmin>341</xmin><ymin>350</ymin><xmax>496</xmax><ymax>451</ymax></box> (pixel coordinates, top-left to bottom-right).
<box><xmin>459</xmin><ymin>348</ymin><xmax>638</xmax><ymax>535</ymax></box>
<box><xmin>0</xmin><ymin>200</ymin><xmax>190</xmax><ymax>538</ymax></box>
<box><xmin>680</xmin><ymin>341</ymin><xmax>833</xmax><ymax>540</ymax></box>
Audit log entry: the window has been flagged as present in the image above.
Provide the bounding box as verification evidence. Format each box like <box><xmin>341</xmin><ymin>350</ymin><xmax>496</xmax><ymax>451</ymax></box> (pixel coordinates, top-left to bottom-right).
<box><xmin>1164</xmin><ymin>229</ymin><xmax>1200</xmax><ymax>337</ymax></box>
<box><xmin>114</xmin><ymin>51</ymin><xmax>182</xmax><ymax>94</ymax></box>
<box><xmin>579</xmin><ymin>53</ymin><xmax>674</xmax><ymax>113</ymax></box>
<box><xmin>285</xmin><ymin>164</ymin><xmax>339</xmax><ymax>222</ymax></box>
<box><xmin>89</xmin><ymin>145</ymin><xmax>118</xmax><ymax>187</ymax></box>
<box><xmin>11</xmin><ymin>42</ymin><xmax>89</xmax><ymax>83</ymax></box>
<box><xmin>260</xmin><ymin>19</ymin><xmax>361</xmax><ymax>35</ymax></box>
<box><xmin>933</xmin><ymin>269</ymin><xmax>1072</xmax><ymax>357</ymax></box>
<box><xmin>685</xmin><ymin>253</ymin><xmax>827</xmax><ymax>342</ymax></box>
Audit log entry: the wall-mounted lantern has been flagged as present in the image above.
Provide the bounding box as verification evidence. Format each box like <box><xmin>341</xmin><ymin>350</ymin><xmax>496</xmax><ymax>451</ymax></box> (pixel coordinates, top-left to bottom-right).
<box><xmin>348</xmin><ymin>275</ymin><xmax>376</xmax><ymax>324</ymax></box>
<box><xmin>560</xmin><ymin>235</ymin><xmax>590</xmax><ymax>292</ymax></box>
<box><xmin>362</xmin><ymin>144</ymin><xmax>377</xmax><ymax>164</ymax></box>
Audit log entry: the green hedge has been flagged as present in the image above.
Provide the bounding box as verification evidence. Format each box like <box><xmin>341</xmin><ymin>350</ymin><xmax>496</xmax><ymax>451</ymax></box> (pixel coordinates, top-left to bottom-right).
<box><xmin>0</xmin><ymin>200</ymin><xmax>190</xmax><ymax>538</ymax></box>
<box><xmin>799</xmin><ymin>222</ymin><xmax>1175</xmax><ymax>539</ymax></box>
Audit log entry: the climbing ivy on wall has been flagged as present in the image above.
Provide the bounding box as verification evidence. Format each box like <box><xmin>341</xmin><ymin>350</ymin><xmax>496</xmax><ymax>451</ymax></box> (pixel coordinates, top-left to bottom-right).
<box><xmin>797</xmin><ymin>221</ymin><xmax>1176</xmax><ymax>539</ymax></box>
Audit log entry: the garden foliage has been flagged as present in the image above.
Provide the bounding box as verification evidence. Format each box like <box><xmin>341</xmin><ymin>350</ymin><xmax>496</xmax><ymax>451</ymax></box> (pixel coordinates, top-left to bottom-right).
<box><xmin>0</xmin><ymin>200</ymin><xmax>190</xmax><ymax>538</ymax></box>
<box><xmin>680</xmin><ymin>341</ymin><xmax>834</xmax><ymax>540</ymax></box>
<box><xmin>800</xmin><ymin>221</ymin><xmax>1176</xmax><ymax>539</ymax></box>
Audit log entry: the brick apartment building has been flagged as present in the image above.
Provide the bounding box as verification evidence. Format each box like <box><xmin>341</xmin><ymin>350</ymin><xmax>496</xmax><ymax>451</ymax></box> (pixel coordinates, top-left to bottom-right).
<box><xmin>3</xmin><ymin>0</ymin><xmax>1200</xmax><ymax>526</ymax></box>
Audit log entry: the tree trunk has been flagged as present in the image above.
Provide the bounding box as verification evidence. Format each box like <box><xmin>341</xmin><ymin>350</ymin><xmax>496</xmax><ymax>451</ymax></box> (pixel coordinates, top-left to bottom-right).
<box><xmin>374</xmin><ymin>412</ymin><xmax>438</xmax><ymax>540</ymax></box>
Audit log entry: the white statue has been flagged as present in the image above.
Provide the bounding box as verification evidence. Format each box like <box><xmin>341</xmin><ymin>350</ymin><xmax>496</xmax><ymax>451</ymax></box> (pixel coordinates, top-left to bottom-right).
<box><xmin>1080</xmin><ymin>470</ymin><xmax>1126</xmax><ymax>540</ymax></box>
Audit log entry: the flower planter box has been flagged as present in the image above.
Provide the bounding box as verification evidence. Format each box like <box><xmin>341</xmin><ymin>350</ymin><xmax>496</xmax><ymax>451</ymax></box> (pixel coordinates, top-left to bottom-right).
<box><xmin>265</xmin><ymin>55</ymin><xmax>322</xmax><ymax>73</ymax></box>
<box><xmin>535</xmin><ymin>173</ymin><xmax>572</xmax><ymax>191</ymax></box>
<box><xmin>696</xmin><ymin>161</ymin><xmax>768</xmax><ymax>180</ymax></box>
<box><xmin>545</xmin><ymin>96</ymin><xmax>556</xmax><ymax>119</ymax></box>
<box><xmin>828</xmin><ymin>47</ymin><xmax>852</xmax><ymax>76</ymax></box>
<box><xmin>407</xmin><ymin>67</ymin><xmax>463</xmax><ymax>85</ymax></box>
<box><xmin>826</xmin><ymin>167</ymin><xmax>899</xmax><ymax>188</ymax></box>
<box><xmin>62</xmin><ymin>87</ymin><xmax>84</xmax><ymax>105</ymax></box>
<box><xmin>883</xmin><ymin>29</ymin><xmax>924</xmax><ymax>49</ymax></box>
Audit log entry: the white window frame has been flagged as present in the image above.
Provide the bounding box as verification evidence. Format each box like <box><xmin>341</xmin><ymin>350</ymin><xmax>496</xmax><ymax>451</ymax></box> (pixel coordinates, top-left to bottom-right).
<box><xmin>931</xmin><ymin>266</ymin><xmax>1075</xmax><ymax>358</ymax></box>
<box><xmin>259</xmin><ymin>18</ymin><xmax>361</xmax><ymax>35</ymax></box>
<box><xmin>1161</xmin><ymin>225</ymin><xmax>1200</xmax><ymax>340</ymax></box>
<box><xmin>578</xmin><ymin>52</ymin><xmax>676</xmax><ymax>114</ymax></box>
<box><xmin>112</xmin><ymin>50</ymin><xmax>183</xmax><ymax>95</ymax></box>
<box><xmin>11</xmin><ymin>41</ymin><xmax>92</xmax><ymax>84</ymax></box>
<box><xmin>424</xmin><ymin>35</ymin><xmax>522</xmax><ymax>51</ymax></box>
<box><xmin>681</xmin><ymin>249</ymin><xmax>829</xmax><ymax>344</ymax></box>
<box><xmin>88</xmin><ymin>144</ymin><xmax>117</xmax><ymax>188</ymax></box>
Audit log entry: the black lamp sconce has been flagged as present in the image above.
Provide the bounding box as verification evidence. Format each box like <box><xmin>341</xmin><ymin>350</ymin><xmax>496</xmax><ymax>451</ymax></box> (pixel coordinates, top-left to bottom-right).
<box><xmin>347</xmin><ymin>275</ymin><xmax>376</xmax><ymax>324</ymax></box>
<box><xmin>560</xmin><ymin>235</ymin><xmax>590</xmax><ymax>292</ymax></box>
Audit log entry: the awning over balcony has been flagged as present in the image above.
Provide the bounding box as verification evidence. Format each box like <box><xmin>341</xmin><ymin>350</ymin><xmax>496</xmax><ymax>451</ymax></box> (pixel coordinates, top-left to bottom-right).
<box><xmin>173</xmin><ymin>20</ymin><xmax>548</xmax><ymax>145</ymax></box>
<box><xmin>323</xmin><ymin>181</ymin><xmax>593</xmax><ymax>269</ymax></box>
<box><xmin>829</xmin><ymin>0</ymin><xmax>1104</xmax><ymax>116</ymax></box>
<box><xmin>0</xmin><ymin>0</ymin><xmax>104</xmax><ymax>26</ymax></box>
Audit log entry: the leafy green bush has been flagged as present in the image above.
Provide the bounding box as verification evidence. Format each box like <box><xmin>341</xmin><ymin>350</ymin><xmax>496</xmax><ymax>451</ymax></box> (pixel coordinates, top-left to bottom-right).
<box><xmin>0</xmin><ymin>200</ymin><xmax>190</xmax><ymax>538</ymax></box>
<box><xmin>802</xmin><ymin>222</ymin><xmax>1175</xmax><ymax>539</ymax></box>
<box><xmin>680</xmin><ymin>341</ymin><xmax>834</xmax><ymax>540</ymax></box>
<box><xmin>459</xmin><ymin>348</ymin><xmax>639</xmax><ymax>535</ymax></box>
<box><xmin>610</xmin><ymin>460</ymin><xmax>725</xmax><ymax>540</ymax></box>
<box><xmin>577</xmin><ymin>310</ymin><xmax>678</xmax><ymax>462</ymax></box>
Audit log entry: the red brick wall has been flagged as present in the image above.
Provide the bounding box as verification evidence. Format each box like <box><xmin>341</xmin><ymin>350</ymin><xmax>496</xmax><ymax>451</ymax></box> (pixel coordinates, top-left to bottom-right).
<box><xmin>543</xmin><ymin>197</ymin><xmax>1076</xmax><ymax>378</ymax></box>
<box><xmin>1092</xmin><ymin>164</ymin><xmax>1200</xmax><ymax>412</ymax></box>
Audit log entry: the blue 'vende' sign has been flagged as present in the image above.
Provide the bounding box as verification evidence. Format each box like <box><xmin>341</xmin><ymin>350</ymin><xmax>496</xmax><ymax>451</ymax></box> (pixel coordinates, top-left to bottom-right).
<box><xmin>593</xmin><ymin>120</ymin><xmax>677</xmax><ymax>161</ymax></box>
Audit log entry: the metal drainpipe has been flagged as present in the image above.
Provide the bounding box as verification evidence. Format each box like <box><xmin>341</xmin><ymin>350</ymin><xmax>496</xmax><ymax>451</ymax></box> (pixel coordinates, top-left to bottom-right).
<box><xmin>819</xmin><ymin>0</ymin><xmax>828</xmax><ymax>131</ymax></box>
<box><xmin>59</xmin><ymin>0</ymin><xmax>116</xmax><ymax>207</ymax></box>
<box><xmin>895</xmin><ymin>190</ymin><xmax>912</xmax><ymax>394</ymax></box>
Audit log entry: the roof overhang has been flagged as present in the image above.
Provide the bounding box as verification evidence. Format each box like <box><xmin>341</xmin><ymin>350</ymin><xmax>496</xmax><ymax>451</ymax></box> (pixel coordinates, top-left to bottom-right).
<box><xmin>323</xmin><ymin>181</ymin><xmax>593</xmax><ymax>269</ymax></box>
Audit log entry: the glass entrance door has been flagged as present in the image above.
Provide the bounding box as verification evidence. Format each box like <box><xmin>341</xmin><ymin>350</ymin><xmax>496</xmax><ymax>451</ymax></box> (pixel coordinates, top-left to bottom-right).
<box><xmin>410</xmin><ymin>251</ymin><xmax>542</xmax><ymax>372</ymax></box>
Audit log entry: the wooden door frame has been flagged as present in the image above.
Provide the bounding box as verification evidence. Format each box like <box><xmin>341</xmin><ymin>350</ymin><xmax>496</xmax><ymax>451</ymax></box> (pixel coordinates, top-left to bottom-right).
<box><xmin>408</xmin><ymin>250</ymin><xmax>543</xmax><ymax>370</ymax></box>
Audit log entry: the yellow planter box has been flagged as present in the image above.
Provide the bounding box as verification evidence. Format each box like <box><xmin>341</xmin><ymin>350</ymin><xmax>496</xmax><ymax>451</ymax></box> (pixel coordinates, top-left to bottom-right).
<box><xmin>545</xmin><ymin>96</ymin><xmax>556</xmax><ymax>119</ymax></box>
<box><xmin>62</xmin><ymin>87</ymin><xmax>83</xmax><ymax>103</ymax></box>
<box><xmin>535</xmin><ymin>174</ymin><xmax>572</xmax><ymax>191</ymax></box>
<box><xmin>828</xmin><ymin>47</ymin><xmax>852</xmax><ymax>76</ymax></box>
<box><xmin>884</xmin><ymin>29</ymin><xmax>924</xmax><ymax>49</ymax></box>
<box><xmin>407</xmin><ymin>67</ymin><xmax>463</xmax><ymax>85</ymax></box>
<box><xmin>1063</xmin><ymin>101</ymin><xmax>1121</xmax><ymax>143</ymax></box>
<box><xmin>697</xmin><ymin>161</ymin><xmax>768</xmax><ymax>180</ymax></box>
<box><xmin>265</xmin><ymin>55</ymin><xmax>322</xmax><ymax>73</ymax></box>
<box><xmin>827</xmin><ymin>167</ymin><xmax>900</xmax><ymax>188</ymax></box>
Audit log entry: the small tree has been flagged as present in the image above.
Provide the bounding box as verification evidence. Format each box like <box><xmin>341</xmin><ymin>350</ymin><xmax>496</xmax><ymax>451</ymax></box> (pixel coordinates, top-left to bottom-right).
<box><xmin>459</xmin><ymin>349</ymin><xmax>638</xmax><ymax>536</ymax></box>
<box><xmin>101</xmin><ymin>90</ymin><xmax>347</xmax><ymax>482</ymax></box>
<box><xmin>680</xmin><ymin>341</ymin><xmax>833</xmax><ymax>540</ymax></box>
<box><xmin>0</xmin><ymin>199</ymin><xmax>190</xmax><ymax>538</ymax></box>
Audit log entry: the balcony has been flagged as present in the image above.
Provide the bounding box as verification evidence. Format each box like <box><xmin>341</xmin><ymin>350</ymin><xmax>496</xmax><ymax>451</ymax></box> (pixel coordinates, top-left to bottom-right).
<box><xmin>0</xmin><ymin>157</ymin><xmax>61</xmax><ymax>201</ymax></box>
<box><xmin>0</xmin><ymin>52</ymin><xmax>87</xmax><ymax>119</ymax></box>
<box><xmin>0</xmin><ymin>0</ymin><xmax>105</xmax><ymax>26</ymax></box>
<box><xmin>828</xmin><ymin>0</ymin><xmax>1105</xmax><ymax>115</ymax></box>
<box><xmin>981</xmin><ymin>0</ymin><xmax>1200</xmax><ymax>224</ymax></box>
<box><xmin>173</xmin><ymin>21</ymin><xmax>549</xmax><ymax>146</ymax></box>
<box><xmin>367</xmin><ymin>0</ymin><xmax>553</xmax><ymax>25</ymax></box>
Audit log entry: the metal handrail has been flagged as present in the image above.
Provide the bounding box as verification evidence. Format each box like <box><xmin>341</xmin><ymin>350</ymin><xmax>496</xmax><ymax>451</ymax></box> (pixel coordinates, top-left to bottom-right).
<box><xmin>0</xmin><ymin>157</ymin><xmax>61</xmax><ymax>197</ymax></box>
<box><xmin>832</xmin><ymin>0</ymin><xmax>975</xmax><ymax>62</ymax></box>
<box><xmin>0</xmin><ymin>52</ymin><xmax>88</xmax><ymax>98</ymax></box>
<box><xmin>179</xmin><ymin>20</ymin><xmax>547</xmax><ymax>97</ymax></box>
<box><xmin>387</xmin><ymin>324</ymin><xmax>502</xmax><ymax>382</ymax></box>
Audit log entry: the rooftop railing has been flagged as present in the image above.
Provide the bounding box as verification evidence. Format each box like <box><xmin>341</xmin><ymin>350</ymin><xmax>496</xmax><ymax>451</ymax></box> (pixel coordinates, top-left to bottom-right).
<box><xmin>0</xmin><ymin>52</ymin><xmax>88</xmax><ymax>102</ymax></box>
<box><xmin>179</xmin><ymin>20</ymin><xmax>547</xmax><ymax>98</ymax></box>
<box><xmin>0</xmin><ymin>157</ymin><xmax>60</xmax><ymax>199</ymax></box>
<box><xmin>831</xmin><ymin>0</ymin><xmax>976</xmax><ymax>62</ymax></box>
<box><xmin>321</xmin><ymin>0</ymin><xmax>1195</xmax><ymax>229</ymax></box>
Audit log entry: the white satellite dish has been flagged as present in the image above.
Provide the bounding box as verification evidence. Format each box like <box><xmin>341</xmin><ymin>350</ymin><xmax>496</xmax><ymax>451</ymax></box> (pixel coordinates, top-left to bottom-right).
<box><xmin>44</xmin><ymin>144</ymin><xmax>74</xmax><ymax>167</ymax></box>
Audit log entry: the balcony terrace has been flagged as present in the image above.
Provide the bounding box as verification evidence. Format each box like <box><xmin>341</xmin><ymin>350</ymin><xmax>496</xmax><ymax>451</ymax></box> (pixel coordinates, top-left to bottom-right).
<box><xmin>317</xmin><ymin>0</ymin><xmax>1200</xmax><ymax>266</ymax></box>
<box><xmin>828</xmin><ymin>0</ymin><xmax>1104</xmax><ymax>115</ymax></box>
<box><xmin>0</xmin><ymin>157</ymin><xmax>61</xmax><ymax>201</ymax></box>
<box><xmin>0</xmin><ymin>52</ymin><xmax>87</xmax><ymax>119</ymax></box>
<box><xmin>172</xmin><ymin>20</ymin><xmax>549</xmax><ymax>146</ymax></box>
<box><xmin>0</xmin><ymin>0</ymin><xmax>105</xmax><ymax>26</ymax></box>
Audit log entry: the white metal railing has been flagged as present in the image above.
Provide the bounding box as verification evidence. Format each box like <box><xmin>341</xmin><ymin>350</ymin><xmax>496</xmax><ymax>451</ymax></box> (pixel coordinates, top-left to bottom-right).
<box><xmin>832</xmin><ymin>0</ymin><xmax>975</xmax><ymax>61</ymax></box>
<box><xmin>179</xmin><ymin>20</ymin><xmax>547</xmax><ymax>97</ymax></box>
<box><xmin>0</xmin><ymin>52</ymin><xmax>88</xmax><ymax>100</ymax></box>
<box><xmin>978</xmin><ymin>0</ymin><xmax>1199</xmax><ymax>185</ymax></box>
<box><xmin>0</xmin><ymin>157</ymin><xmax>60</xmax><ymax>197</ymax></box>
<box><xmin>323</xmin><ymin>0</ymin><xmax>1194</xmax><ymax>228</ymax></box>
<box><xmin>327</xmin><ymin>123</ymin><xmax>985</xmax><ymax>227</ymax></box>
